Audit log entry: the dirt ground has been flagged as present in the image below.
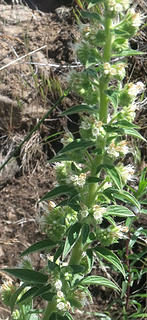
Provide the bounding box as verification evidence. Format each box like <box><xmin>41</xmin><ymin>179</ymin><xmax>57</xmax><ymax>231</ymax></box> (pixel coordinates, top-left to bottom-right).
<box><xmin>0</xmin><ymin>1</ymin><xmax>147</xmax><ymax>319</ymax></box>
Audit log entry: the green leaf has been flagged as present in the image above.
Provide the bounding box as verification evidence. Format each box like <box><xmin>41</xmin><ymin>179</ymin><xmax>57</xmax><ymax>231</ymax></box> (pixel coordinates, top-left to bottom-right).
<box><xmin>129</xmin><ymin>314</ymin><xmax>147</xmax><ymax>319</ymax></box>
<box><xmin>70</xmin><ymin>265</ymin><xmax>85</xmax><ymax>274</ymax></box>
<box><xmin>62</xmin><ymin>223</ymin><xmax>81</xmax><ymax>260</ymax></box>
<box><xmin>112</xmin><ymin>49</ymin><xmax>145</xmax><ymax>58</ymax></box>
<box><xmin>81</xmin><ymin>10</ymin><xmax>102</xmax><ymax>22</ymax></box>
<box><xmin>106</xmin><ymin>165</ymin><xmax>122</xmax><ymax>189</ymax></box>
<box><xmin>58</xmin><ymin>139</ymin><xmax>95</xmax><ymax>154</ymax></box>
<box><xmin>114</xmin><ymin>120</ymin><xmax>139</xmax><ymax>129</ymax></box>
<box><xmin>10</xmin><ymin>283</ymin><xmax>27</xmax><ymax>312</ymax></box>
<box><xmin>81</xmin><ymin>224</ymin><xmax>90</xmax><ymax>245</ymax></box>
<box><xmin>61</xmin><ymin>105</ymin><xmax>97</xmax><ymax>116</ymax></box>
<box><xmin>80</xmin><ymin>276</ymin><xmax>119</xmax><ymax>291</ymax></box>
<box><xmin>33</xmin><ymin>284</ymin><xmax>52</xmax><ymax>298</ymax></box>
<box><xmin>123</xmin><ymin>128</ymin><xmax>146</xmax><ymax>141</ymax></box>
<box><xmin>21</xmin><ymin>239</ymin><xmax>56</xmax><ymax>256</ymax></box>
<box><xmin>64</xmin><ymin>312</ymin><xmax>74</xmax><ymax>320</ymax></box>
<box><xmin>88</xmin><ymin>0</ymin><xmax>103</xmax><ymax>9</ymax></box>
<box><xmin>86</xmin><ymin>176</ymin><xmax>102</xmax><ymax>183</ymax></box>
<box><xmin>49</xmin><ymin>154</ymin><xmax>78</xmax><ymax>163</ymax></box>
<box><xmin>40</xmin><ymin>292</ymin><xmax>55</xmax><ymax>301</ymax></box>
<box><xmin>106</xmin><ymin>90</ymin><xmax>118</xmax><ymax>108</ymax></box>
<box><xmin>18</xmin><ymin>287</ymin><xmax>40</xmax><ymax>303</ymax></box>
<box><xmin>141</xmin><ymin>209</ymin><xmax>147</xmax><ymax>214</ymax></box>
<box><xmin>113</xmin><ymin>190</ymin><xmax>140</xmax><ymax>210</ymax></box>
<box><xmin>86</xmin><ymin>249</ymin><xmax>94</xmax><ymax>273</ymax></box>
<box><xmin>53</xmin><ymin>243</ymin><xmax>64</xmax><ymax>262</ymax></box>
<box><xmin>94</xmin><ymin>247</ymin><xmax>126</xmax><ymax>277</ymax></box>
<box><xmin>2</xmin><ymin>269</ymin><xmax>48</xmax><ymax>284</ymax></box>
<box><xmin>106</xmin><ymin>205</ymin><xmax>135</xmax><ymax>217</ymax></box>
<box><xmin>39</xmin><ymin>185</ymin><xmax>77</xmax><ymax>202</ymax></box>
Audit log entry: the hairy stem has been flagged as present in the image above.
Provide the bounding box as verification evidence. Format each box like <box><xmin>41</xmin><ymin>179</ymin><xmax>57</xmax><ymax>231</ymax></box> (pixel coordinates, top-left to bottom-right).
<box><xmin>99</xmin><ymin>15</ymin><xmax>112</xmax><ymax>123</ymax></box>
<box><xmin>69</xmin><ymin>235</ymin><xmax>83</xmax><ymax>265</ymax></box>
<box><xmin>43</xmin><ymin>301</ymin><xmax>57</xmax><ymax>320</ymax></box>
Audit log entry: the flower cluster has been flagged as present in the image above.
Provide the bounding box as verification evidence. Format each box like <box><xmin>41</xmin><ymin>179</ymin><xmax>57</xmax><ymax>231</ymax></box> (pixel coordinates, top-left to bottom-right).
<box><xmin>107</xmin><ymin>140</ymin><xmax>129</xmax><ymax>157</ymax></box>
<box><xmin>104</xmin><ymin>62</ymin><xmax>126</xmax><ymax>80</ymax></box>
<box><xmin>93</xmin><ymin>205</ymin><xmax>107</xmax><ymax>224</ymax></box>
<box><xmin>67</xmin><ymin>172</ymin><xmax>87</xmax><ymax>188</ymax></box>
<box><xmin>1</xmin><ymin>281</ymin><xmax>16</xmax><ymax>307</ymax></box>
<box><xmin>129</xmin><ymin>8</ymin><xmax>145</xmax><ymax>28</ymax></box>
<box><xmin>97</xmin><ymin>224</ymin><xmax>129</xmax><ymax>245</ymax></box>
<box><xmin>39</xmin><ymin>202</ymin><xmax>77</xmax><ymax>242</ymax></box>
<box><xmin>61</xmin><ymin>132</ymin><xmax>73</xmax><ymax>146</ymax></box>
<box><xmin>108</xmin><ymin>0</ymin><xmax>130</xmax><ymax>12</ymax></box>
<box><xmin>54</xmin><ymin>280</ymin><xmax>71</xmax><ymax>312</ymax></box>
<box><xmin>80</xmin><ymin>115</ymin><xmax>105</xmax><ymax>140</ymax></box>
<box><xmin>117</xmin><ymin>164</ymin><xmax>135</xmax><ymax>183</ymax></box>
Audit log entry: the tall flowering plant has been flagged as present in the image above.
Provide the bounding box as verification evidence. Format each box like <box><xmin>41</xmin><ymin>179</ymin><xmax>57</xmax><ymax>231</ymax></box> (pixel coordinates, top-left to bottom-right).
<box><xmin>1</xmin><ymin>0</ymin><xmax>146</xmax><ymax>319</ymax></box>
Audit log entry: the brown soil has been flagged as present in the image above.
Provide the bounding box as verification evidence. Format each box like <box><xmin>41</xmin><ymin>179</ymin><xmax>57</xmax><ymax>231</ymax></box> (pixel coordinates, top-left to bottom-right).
<box><xmin>0</xmin><ymin>1</ymin><xmax>146</xmax><ymax>319</ymax></box>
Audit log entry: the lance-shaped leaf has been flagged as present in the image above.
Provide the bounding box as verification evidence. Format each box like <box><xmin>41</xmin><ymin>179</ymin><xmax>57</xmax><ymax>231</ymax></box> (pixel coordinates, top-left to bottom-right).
<box><xmin>106</xmin><ymin>205</ymin><xmax>135</xmax><ymax>217</ymax></box>
<box><xmin>112</xmin><ymin>49</ymin><xmax>145</xmax><ymax>58</ymax></box>
<box><xmin>80</xmin><ymin>275</ymin><xmax>119</xmax><ymax>291</ymax></box>
<box><xmin>106</xmin><ymin>165</ymin><xmax>122</xmax><ymax>189</ymax></box>
<box><xmin>18</xmin><ymin>284</ymin><xmax>52</xmax><ymax>303</ymax></box>
<box><xmin>21</xmin><ymin>239</ymin><xmax>56</xmax><ymax>257</ymax></box>
<box><xmin>58</xmin><ymin>139</ymin><xmax>95</xmax><ymax>155</ymax></box>
<box><xmin>64</xmin><ymin>312</ymin><xmax>75</xmax><ymax>320</ymax></box>
<box><xmin>62</xmin><ymin>223</ymin><xmax>82</xmax><ymax>260</ymax></box>
<box><xmin>81</xmin><ymin>10</ymin><xmax>102</xmax><ymax>22</ymax></box>
<box><xmin>10</xmin><ymin>283</ymin><xmax>27</xmax><ymax>312</ymax></box>
<box><xmin>94</xmin><ymin>247</ymin><xmax>126</xmax><ymax>277</ymax></box>
<box><xmin>113</xmin><ymin>190</ymin><xmax>140</xmax><ymax>210</ymax></box>
<box><xmin>2</xmin><ymin>269</ymin><xmax>48</xmax><ymax>284</ymax></box>
<box><xmin>39</xmin><ymin>185</ymin><xmax>77</xmax><ymax>202</ymax></box>
<box><xmin>123</xmin><ymin>128</ymin><xmax>146</xmax><ymax>141</ymax></box>
<box><xmin>60</xmin><ymin>105</ymin><xmax>97</xmax><ymax>116</ymax></box>
<box><xmin>18</xmin><ymin>287</ymin><xmax>40</xmax><ymax>303</ymax></box>
<box><xmin>114</xmin><ymin>120</ymin><xmax>139</xmax><ymax>129</ymax></box>
<box><xmin>81</xmin><ymin>224</ymin><xmax>90</xmax><ymax>245</ymax></box>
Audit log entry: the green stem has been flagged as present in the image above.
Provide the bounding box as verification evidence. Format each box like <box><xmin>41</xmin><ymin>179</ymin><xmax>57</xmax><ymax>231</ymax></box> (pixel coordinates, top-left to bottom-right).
<box><xmin>87</xmin><ymin>13</ymin><xmax>113</xmax><ymax>207</ymax></box>
<box><xmin>99</xmin><ymin>15</ymin><xmax>112</xmax><ymax>123</ymax></box>
<box><xmin>43</xmin><ymin>301</ymin><xmax>57</xmax><ymax>320</ymax></box>
<box><xmin>69</xmin><ymin>235</ymin><xmax>83</xmax><ymax>265</ymax></box>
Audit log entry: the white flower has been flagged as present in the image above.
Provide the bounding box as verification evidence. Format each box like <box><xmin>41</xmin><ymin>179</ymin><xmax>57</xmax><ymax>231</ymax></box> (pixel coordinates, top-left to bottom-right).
<box><xmin>115</xmin><ymin>63</ymin><xmax>126</xmax><ymax>77</ymax></box>
<box><xmin>61</xmin><ymin>132</ymin><xmax>73</xmax><ymax>146</ymax></box>
<box><xmin>57</xmin><ymin>290</ymin><xmax>64</xmax><ymax>298</ymax></box>
<box><xmin>68</xmin><ymin>173</ymin><xmax>87</xmax><ymax>187</ymax></box>
<box><xmin>93</xmin><ymin>205</ymin><xmax>107</xmax><ymax>224</ymax></box>
<box><xmin>108</xmin><ymin>0</ymin><xmax>130</xmax><ymax>12</ymax></box>
<box><xmin>135</xmin><ymin>81</ymin><xmax>145</xmax><ymax>93</ymax></box>
<box><xmin>54</xmin><ymin>162</ymin><xmax>65</xmax><ymax>169</ymax></box>
<box><xmin>80</xmin><ymin>119</ymin><xmax>91</xmax><ymax>130</ymax></box>
<box><xmin>92</xmin><ymin>121</ymin><xmax>105</xmax><ymax>138</ymax></box>
<box><xmin>128</xmin><ymin>81</ymin><xmax>145</xmax><ymax>97</ymax></box>
<box><xmin>110</xmin><ymin>67</ymin><xmax>117</xmax><ymax>76</ymax></box>
<box><xmin>66</xmin><ymin>301</ymin><xmax>71</xmax><ymax>310</ymax></box>
<box><xmin>115</xmin><ymin>3</ymin><xmax>123</xmax><ymax>12</ymax></box>
<box><xmin>121</xmin><ymin>0</ymin><xmax>130</xmax><ymax>10</ymax></box>
<box><xmin>81</xmin><ymin>209</ymin><xmax>89</xmax><ymax>218</ymax></box>
<box><xmin>54</xmin><ymin>280</ymin><xmax>62</xmax><ymax>290</ymax></box>
<box><xmin>57</xmin><ymin>302</ymin><xmax>65</xmax><ymax>310</ymax></box>
<box><xmin>48</xmin><ymin>255</ymin><xmax>54</xmax><ymax>262</ymax></box>
<box><xmin>104</xmin><ymin>62</ymin><xmax>111</xmax><ymax>74</ymax></box>
<box><xmin>108</xmin><ymin>140</ymin><xmax>129</xmax><ymax>157</ymax></box>
<box><xmin>48</xmin><ymin>201</ymin><xmax>56</xmax><ymax>210</ymax></box>
<box><xmin>118</xmin><ymin>164</ymin><xmax>135</xmax><ymax>183</ymax></box>
<box><xmin>111</xmin><ymin>225</ymin><xmax>129</xmax><ymax>239</ymax></box>
<box><xmin>129</xmin><ymin>8</ymin><xmax>144</xmax><ymax>28</ymax></box>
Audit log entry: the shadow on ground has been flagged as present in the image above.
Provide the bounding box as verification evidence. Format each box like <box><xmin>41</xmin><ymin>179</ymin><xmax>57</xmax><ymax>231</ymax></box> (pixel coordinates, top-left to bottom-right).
<box><xmin>1</xmin><ymin>0</ymin><xmax>73</xmax><ymax>12</ymax></box>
